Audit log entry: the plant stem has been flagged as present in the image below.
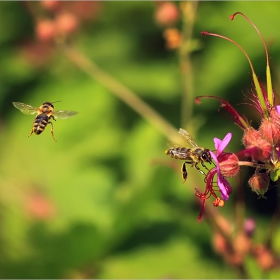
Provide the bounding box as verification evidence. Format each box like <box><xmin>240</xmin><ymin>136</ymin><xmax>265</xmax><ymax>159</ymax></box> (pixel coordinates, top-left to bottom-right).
<box><xmin>61</xmin><ymin>43</ymin><xmax>180</xmax><ymax>143</ymax></box>
<box><xmin>179</xmin><ymin>1</ymin><xmax>198</xmax><ymax>128</ymax></box>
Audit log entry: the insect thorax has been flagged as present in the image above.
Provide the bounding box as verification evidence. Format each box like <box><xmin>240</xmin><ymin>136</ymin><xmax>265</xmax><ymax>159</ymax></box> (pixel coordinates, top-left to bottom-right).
<box><xmin>39</xmin><ymin>102</ymin><xmax>54</xmax><ymax>116</ymax></box>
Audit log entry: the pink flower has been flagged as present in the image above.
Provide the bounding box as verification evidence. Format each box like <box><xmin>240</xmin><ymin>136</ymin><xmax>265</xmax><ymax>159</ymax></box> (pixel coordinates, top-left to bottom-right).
<box><xmin>195</xmin><ymin>133</ymin><xmax>234</xmax><ymax>219</ymax></box>
<box><xmin>210</xmin><ymin>133</ymin><xmax>233</xmax><ymax>200</ymax></box>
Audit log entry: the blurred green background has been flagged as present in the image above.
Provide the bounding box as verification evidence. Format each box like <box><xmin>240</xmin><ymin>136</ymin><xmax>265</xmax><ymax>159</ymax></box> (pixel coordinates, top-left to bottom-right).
<box><xmin>1</xmin><ymin>1</ymin><xmax>280</xmax><ymax>278</ymax></box>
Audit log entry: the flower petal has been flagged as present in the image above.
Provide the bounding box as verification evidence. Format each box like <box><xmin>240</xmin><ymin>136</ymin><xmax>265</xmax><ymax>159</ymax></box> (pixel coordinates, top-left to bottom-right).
<box><xmin>215</xmin><ymin>133</ymin><xmax>232</xmax><ymax>156</ymax></box>
<box><xmin>276</xmin><ymin>105</ymin><xmax>280</xmax><ymax>115</ymax></box>
<box><xmin>213</xmin><ymin>138</ymin><xmax>222</xmax><ymax>151</ymax></box>
<box><xmin>210</xmin><ymin>151</ymin><xmax>232</xmax><ymax>200</ymax></box>
<box><xmin>217</xmin><ymin>175</ymin><xmax>231</xmax><ymax>200</ymax></box>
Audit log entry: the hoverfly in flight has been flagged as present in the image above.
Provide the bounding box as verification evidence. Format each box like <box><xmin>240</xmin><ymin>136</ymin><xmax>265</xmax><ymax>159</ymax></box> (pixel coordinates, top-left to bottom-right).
<box><xmin>12</xmin><ymin>101</ymin><xmax>78</xmax><ymax>142</ymax></box>
<box><xmin>165</xmin><ymin>128</ymin><xmax>212</xmax><ymax>182</ymax></box>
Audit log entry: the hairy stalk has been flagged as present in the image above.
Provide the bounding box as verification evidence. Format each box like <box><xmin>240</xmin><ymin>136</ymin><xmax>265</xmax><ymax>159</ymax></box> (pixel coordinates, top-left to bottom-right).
<box><xmin>238</xmin><ymin>161</ymin><xmax>267</xmax><ymax>168</ymax></box>
<box><xmin>60</xmin><ymin>43</ymin><xmax>179</xmax><ymax>143</ymax></box>
<box><xmin>179</xmin><ymin>1</ymin><xmax>198</xmax><ymax>128</ymax></box>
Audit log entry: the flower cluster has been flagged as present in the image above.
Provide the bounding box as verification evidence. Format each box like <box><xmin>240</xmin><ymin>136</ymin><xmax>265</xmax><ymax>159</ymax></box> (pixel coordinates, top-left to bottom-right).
<box><xmin>168</xmin><ymin>12</ymin><xmax>280</xmax><ymax>219</ymax></box>
<box><xmin>197</xmin><ymin>12</ymin><xmax>280</xmax><ymax>216</ymax></box>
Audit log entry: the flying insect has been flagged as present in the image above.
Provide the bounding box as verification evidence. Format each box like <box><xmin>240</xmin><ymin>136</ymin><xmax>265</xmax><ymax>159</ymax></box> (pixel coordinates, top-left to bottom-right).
<box><xmin>12</xmin><ymin>101</ymin><xmax>78</xmax><ymax>142</ymax></box>
<box><xmin>165</xmin><ymin>128</ymin><xmax>212</xmax><ymax>182</ymax></box>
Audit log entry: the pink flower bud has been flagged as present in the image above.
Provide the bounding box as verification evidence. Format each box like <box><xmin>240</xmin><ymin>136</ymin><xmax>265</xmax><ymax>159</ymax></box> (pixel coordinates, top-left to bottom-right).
<box><xmin>218</xmin><ymin>152</ymin><xmax>240</xmax><ymax>178</ymax></box>
<box><xmin>248</xmin><ymin>173</ymin><xmax>269</xmax><ymax>197</ymax></box>
<box><xmin>154</xmin><ymin>2</ymin><xmax>179</xmax><ymax>27</ymax></box>
<box><xmin>55</xmin><ymin>12</ymin><xmax>79</xmax><ymax>36</ymax></box>
<box><xmin>259</xmin><ymin>108</ymin><xmax>280</xmax><ymax>145</ymax></box>
<box><xmin>36</xmin><ymin>19</ymin><xmax>56</xmax><ymax>42</ymax></box>
<box><xmin>243</xmin><ymin>218</ymin><xmax>256</xmax><ymax>237</ymax></box>
<box><xmin>242</xmin><ymin>127</ymin><xmax>262</xmax><ymax>147</ymax></box>
<box><xmin>163</xmin><ymin>28</ymin><xmax>181</xmax><ymax>49</ymax></box>
<box><xmin>40</xmin><ymin>1</ymin><xmax>60</xmax><ymax>12</ymax></box>
<box><xmin>242</xmin><ymin>127</ymin><xmax>272</xmax><ymax>162</ymax></box>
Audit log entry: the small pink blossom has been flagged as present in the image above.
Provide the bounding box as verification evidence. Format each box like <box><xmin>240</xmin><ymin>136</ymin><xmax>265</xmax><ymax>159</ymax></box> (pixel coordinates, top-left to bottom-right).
<box><xmin>210</xmin><ymin>133</ymin><xmax>233</xmax><ymax>200</ymax></box>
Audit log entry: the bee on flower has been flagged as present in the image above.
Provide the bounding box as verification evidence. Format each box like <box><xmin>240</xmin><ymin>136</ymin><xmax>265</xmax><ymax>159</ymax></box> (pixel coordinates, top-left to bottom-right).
<box><xmin>166</xmin><ymin>12</ymin><xmax>280</xmax><ymax>219</ymax></box>
<box><xmin>197</xmin><ymin>12</ymin><xmax>280</xmax><ymax>199</ymax></box>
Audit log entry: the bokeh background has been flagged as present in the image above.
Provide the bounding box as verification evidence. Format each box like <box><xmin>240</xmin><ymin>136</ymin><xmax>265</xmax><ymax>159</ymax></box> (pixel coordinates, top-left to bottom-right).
<box><xmin>1</xmin><ymin>1</ymin><xmax>280</xmax><ymax>278</ymax></box>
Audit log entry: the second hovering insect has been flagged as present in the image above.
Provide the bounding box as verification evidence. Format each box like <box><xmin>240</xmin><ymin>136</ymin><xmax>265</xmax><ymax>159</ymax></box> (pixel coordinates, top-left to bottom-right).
<box><xmin>12</xmin><ymin>101</ymin><xmax>78</xmax><ymax>142</ymax></box>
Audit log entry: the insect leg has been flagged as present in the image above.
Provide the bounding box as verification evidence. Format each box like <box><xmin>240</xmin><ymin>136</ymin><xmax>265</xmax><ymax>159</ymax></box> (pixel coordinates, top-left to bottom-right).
<box><xmin>181</xmin><ymin>162</ymin><xmax>188</xmax><ymax>183</ymax></box>
<box><xmin>201</xmin><ymin>162</ymin><xmax>210</xmax><ymax>171</ymax></box>
<box><xmin>184</xmin><ymin>160</ymin><xmax>205</xmax><ymax>175</ymax></box>
<box><xmin>28</xmin><ymin>128</ymin><xmax>34</xmax><ymax>138</ymax></box>
<box><xmin>48</xmin><ymin>119</ymin><xmax>57</xmax><ymax>142</ymax></box>
<box><xmin>50</xmin><ymin>115</ymin><xmax>56</xmax><ymax>122</ymax></box>
<box><xmin>193</xmin><ymin>163</ymin><xmax>206</xmax><ymax>175</ymax></box>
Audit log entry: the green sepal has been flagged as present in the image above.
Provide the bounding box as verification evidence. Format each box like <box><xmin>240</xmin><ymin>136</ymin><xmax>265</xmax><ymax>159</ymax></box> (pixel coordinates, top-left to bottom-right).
<box><xmin>252</xmin><ymin>72</ymin><xmax>269</xmax><ymax>119</ymax></box>
<box><xmin>270</xmin><ymin>169</ymin><xmax>280</xmax><ymax>182</ymax></box>
<box><xmin>266</xmin><ymin>65</ymin><xmax>274</xmax><ymax>107</ymax></box>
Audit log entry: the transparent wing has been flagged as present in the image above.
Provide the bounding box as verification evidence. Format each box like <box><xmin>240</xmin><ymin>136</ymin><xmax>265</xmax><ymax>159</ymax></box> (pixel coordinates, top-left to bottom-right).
<box><xmin>167</xmin><ymin>140</ymin><xmax>182</xmax><ymax>148</ymax></box>
<box><xmin>178</xmin><ymin>128</ymin><xmax>198</xmax><ymax>147</ymax></box>
<box><xmin>53</xmin><ymin>110</ymin><xmax>78</xmax><ymax>119</ymax></box>
<box><xmin>12</xmin><ymin>102</ymin><xmax>38</xmax><ymax>115</ymax></box>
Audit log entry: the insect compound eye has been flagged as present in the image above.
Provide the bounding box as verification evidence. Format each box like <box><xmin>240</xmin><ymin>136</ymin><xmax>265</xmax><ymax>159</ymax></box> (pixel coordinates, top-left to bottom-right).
<box><xmin>202</xmin><ymin>151</ymin><xmax>212</xmax><ymax>162</ymax></box>
<box><xmin>202</xmin><ymin>154</ymin><xmax>207</xmax><ymax>160</ymax></box>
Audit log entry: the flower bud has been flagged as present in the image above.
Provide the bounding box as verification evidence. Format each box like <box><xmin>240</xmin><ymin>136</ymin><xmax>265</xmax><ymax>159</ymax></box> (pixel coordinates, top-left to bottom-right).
<box><xmin>36</xmin><ymin>19</ymin><xmax>56</xmax><ymax>42</ymax></box>
<box><xmin>248</xmin><ymin>172</ymin><xmax>269</xmax><ymax>197</ymax></box>
<box><xmin>154</xmin><ymin>2</ymin><xmax>179</xmax><ymax>27</ymax></box>
<box><xmin>40</xmin><ymin>1</ymin><xmax>60</xmax><ymax>12</ymax></box>
<box><xmin>242</xmin><ymin>127</ymin><xmax>262</xmax><ymax>147</ymax></box>
<box><xmin>252</xmin><ymin>245</ymin><xmax>274</xmax><ymax>270</ymax></box>
<box><xmin>163</xmin><ymin>28</ymin><xmax>181</xmax><ymax>49</ymax></box>
<box><xmin>259</xmin><ymin>108</ymin><xmax>280</xmax><ymax>145</ymax></box>
<box><xmin>218</xmin><ymin>152</ymin><xmax>240</xmax><ymax>178</ymax></box>
<box><xmin>243</xmin><ymin>218</ymin><xmax>256</xmax><ymax>237</ymax></box>
<box><xmin>55</xmin><ymin>12</ymin><xmax>79</xmax><ymax>37</ymax></box>
<box><xmin>241</xmin><ymin>127</ymin><xmax>272</xmax><ymax>162</ymax></box>
<box><xmin>233</xmin><ymin>232</ymin><xmax>252</xmax><ymax>258</ymax></box>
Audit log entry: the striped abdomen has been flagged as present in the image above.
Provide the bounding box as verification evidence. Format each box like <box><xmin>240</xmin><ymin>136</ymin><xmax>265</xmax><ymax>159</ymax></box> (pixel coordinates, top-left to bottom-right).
<box><xmin>165</xmin><ymin>147</ymin><xmax>192</xmax><ymax>160</ymax></box>
<box><xmin>33</xmin><ymin>114</ymin><xmax>49</xmax><ymax>135</ymax></box>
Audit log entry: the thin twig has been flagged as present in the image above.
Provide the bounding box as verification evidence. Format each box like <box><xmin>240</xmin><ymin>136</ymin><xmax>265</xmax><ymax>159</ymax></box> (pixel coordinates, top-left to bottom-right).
<box><xmin>179</xmin><ymin>1</ymin><xmax>199</xmax><ymax>128</ymax></box>
<box><xmin>60</xmin><ymin>42</ymin><xmax>180</xmax><ymax>143</ymax></box>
